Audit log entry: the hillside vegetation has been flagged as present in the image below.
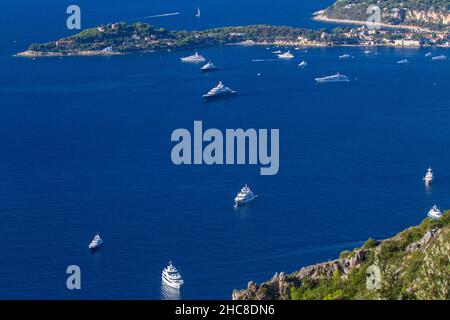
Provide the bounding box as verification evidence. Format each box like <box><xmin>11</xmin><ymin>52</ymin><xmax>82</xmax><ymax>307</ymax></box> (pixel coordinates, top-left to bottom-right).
<box><xmin>233</xmin><ymin>211</ymin><xmax>450</xmax><ymax>300</ymax></box>
<box><xmin>323</xmin><ymin>0</ymin><xmax>450</xmax><ymax>30</ymax></box>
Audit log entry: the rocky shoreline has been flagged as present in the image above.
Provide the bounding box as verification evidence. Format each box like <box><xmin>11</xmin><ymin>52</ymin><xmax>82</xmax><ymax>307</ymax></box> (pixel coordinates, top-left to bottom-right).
<box><xmin>312</xmin><ymin>11</ymin><xmax>432</xmax><ymax>33</ymax></box>
<box><xmin>15</xmin><ymin>50</ymin><xmax>123</xmax><ymax>58</ymax></box>
<box><xmin>231</xmin><ymin>215</ymin><xmax>449</xmax><ymax>300</ymax></box>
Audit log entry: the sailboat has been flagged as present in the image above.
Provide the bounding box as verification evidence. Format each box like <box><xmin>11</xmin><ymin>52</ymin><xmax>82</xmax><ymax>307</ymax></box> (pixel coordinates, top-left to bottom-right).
<box><xmin>195</xmin><ymin>8</ymin><xmax>201</xmax><ymax>18</ymax></box>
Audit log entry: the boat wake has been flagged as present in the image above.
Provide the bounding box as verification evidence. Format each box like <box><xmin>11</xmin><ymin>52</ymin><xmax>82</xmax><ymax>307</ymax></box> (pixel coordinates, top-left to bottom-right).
<box><xmin>252</xmin><ymin>59</ymin><xmax>281</xmax><ymax>62</ymax></box>
<box><xmin>131</xmin><ymin>12</ymin><xmax>181</xmax><ymax>21</ymax></box>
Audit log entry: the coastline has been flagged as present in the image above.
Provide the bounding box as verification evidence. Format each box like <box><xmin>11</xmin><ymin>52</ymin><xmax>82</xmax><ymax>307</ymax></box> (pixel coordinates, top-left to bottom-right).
<box><xmin>232</xmin><ymin>211</ymin><xmax>450</xmax><ymax>300</ymax></box>
<box><xmin>15</xmin><ymin>50</ymin><xmax>124</xmax><ymax>58</ymax></box>
<box><xmin>312</xmin><ymin>11</ymin><xmax>432</xmax><ymax>33</ymax></box>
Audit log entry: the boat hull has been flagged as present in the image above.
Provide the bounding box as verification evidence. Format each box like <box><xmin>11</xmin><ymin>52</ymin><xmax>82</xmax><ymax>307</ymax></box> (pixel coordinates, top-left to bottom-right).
<box><xmin>428</xmin><ymin>213</ymin><xmax>442</xmax><ymax>219</ymax></box>
<box><xmin>203</xmin><ymin>92</ymin><xmax>236</xmax><ymax>101</ymax></box>
<box><xmin>89</xmin><ymin>243</ymin><xmax>103</xmax><ymax>251</ymax></box>
<box><xmin>201</xmin><ymin>67</ymin><xmax>220</xmax><ymax>72</ymax></box>
<box><xmin>234</xmin><ymin>195</ymin><xmax>257</xmax><ymax>206</ymax></box>
<box><xmin>162</xmin><ymin>276</ymin><xmax>183</xmax><ymax>289</ymax></box>
<box><xmin>315</xmin><ymin>79</ymin><xmax>349</xmax><ymax>83</ymax></box>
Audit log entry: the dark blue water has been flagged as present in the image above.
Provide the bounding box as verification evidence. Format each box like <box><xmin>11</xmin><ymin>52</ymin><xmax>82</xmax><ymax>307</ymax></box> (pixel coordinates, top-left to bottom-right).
<box><xmin>1</xmin><ymin>1</ymin><xmax>450</xmax><ymax>299</ymax></box>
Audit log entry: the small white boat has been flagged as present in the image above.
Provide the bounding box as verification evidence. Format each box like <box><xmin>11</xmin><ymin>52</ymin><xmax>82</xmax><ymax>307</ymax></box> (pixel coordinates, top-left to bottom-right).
<box><xmin>234</xmin><ymin>184</ymin><xmax>258</xmax><ymax>206</ymax></box>
<box><xmin>298</xmin><ymin>61</ymin><xmax>308</xmax><ymax>68</ymax></box>
<box><xmin>315</xmin><ymin>73</ymin><xmax>350</xmax><ymax>83</ymax></box>
<box><xmin>200</xmin><ymin>61</ymin><xmax>220</xmax><ymax>72</ymax></box>
<box><xmin>364</xmin><ymin>50</ymin><xmax>372</xmax><ymax>54</ymax></box>
<box><xmin>425</xmin><ymin>52</ymin><xmax>433</xmax><ymax>57</ymax></box>
<box><xmin>428</xmin><ymin>205</ymin><xmax>442</xmax><ymax>219</ymax></box>
<box><xmin>162</xmin><ymin>261</ymin><xmax>184</xmax><ymax>289</ymax></box>
<box><xmin>339</xmin><ymin>54</ymin><xmax>351</xmax><ymax>59</ymax></box>
<box><xmin>272</xmin><ymin>50</ymin><xmax>282</xmax><ymax>54</ymax></box>
<box><xmin>397</xmin><ymin>59</ymin><xmax>409</xmax><ymax>64</ymax></box>
<box><xmin>277</xmin><ymin>50</ymin><xmax>294</xmax><ymax>59</ymax></box>
<box><xmin>432</xmin><ymin>55</ymin><xmax>447</xmax><ymax>61</ymax></box>
<box><xmin>195</xmin><ymin>7</ymin><xmax>201</xmax><ymax>18</ymax></box>
<box><xmin>423</xmin><ymin>167</ymin><xmax>433</xmax><ymax>183</ymax></box>
<box><xmin>181</xmin><ymin>51</ymin><xmax>206</xmax><ymax>63</ymax></box>
<box><xmin>88</xmin><ymin>233</ymin><xmax>103</xmax><ymax>250</ymax></box>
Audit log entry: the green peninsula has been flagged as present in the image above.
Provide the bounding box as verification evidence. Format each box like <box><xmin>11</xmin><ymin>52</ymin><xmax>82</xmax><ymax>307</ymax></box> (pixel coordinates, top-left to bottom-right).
<box><xmin>17</xmin><ymin>20</ymin><xmax>450</xmax><ymax>58</ymax></box>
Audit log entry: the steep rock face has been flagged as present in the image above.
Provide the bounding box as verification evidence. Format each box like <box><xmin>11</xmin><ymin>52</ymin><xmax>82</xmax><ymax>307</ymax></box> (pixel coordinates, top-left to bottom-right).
<box><xmin>232</xmin><ymin>250</ymin><xmax>368</xmax><ymax>300</ymax></box>
<box><xmin>406</xmin><ymin>228</ymin><xmax>441</xmax><ymax>252</ymax></box>
<box><xmin>323</xmin><ymin>1</ymin><xmax>450</xmax><ymax>29</ymax></box>
<box><xmin>405</xmin><ymin>10</ymin><xmax>450</xmax><ymax>26</ymax></box>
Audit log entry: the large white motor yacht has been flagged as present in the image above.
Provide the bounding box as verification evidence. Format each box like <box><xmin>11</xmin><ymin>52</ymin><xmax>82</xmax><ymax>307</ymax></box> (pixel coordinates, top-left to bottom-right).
<box><xmin>423</xmin><ymin>167</ymin><xmax>434</xmax><ymax>183</ymax></box>
<box><xmin>315</xmin><ymin>73</ymin><xmax>350</xmax><ymax>83</ymax></box>
<box><xmin>180</xmin><ymin>51</ymin><xmax>206</xmax><ymax>62</ymax></box>
<box><xmin>203</xmin><ymin>81</ymin><xmax>236</xmax><ymax>100</ymax></box>
<box><xmin>162</xmin><ymin>261</ymin><xmax>184</xmax><ymax>289</ymax></box>
<box><xmin>277</xmin><ymin>50</ymin><xmax>294</xmax><ymax>59</ymax></box>
<box><xmin>432</xmin><ymin>55</ymin><xmax>447</xmax><ymax>61</ymax></box>
<box><xmin>88</xmin><ymin>233</ymin><xmax>103</xmax><ymax>250</ymax></box>
<box><xmin>234</xmin><ymin>184</ymin><xmax>258</xmax><ymax>206</ymax></box>
<box><xmin>428</xmin><ymin>205</ymin><xmax>443</xmax><ymax>219</ymax></box>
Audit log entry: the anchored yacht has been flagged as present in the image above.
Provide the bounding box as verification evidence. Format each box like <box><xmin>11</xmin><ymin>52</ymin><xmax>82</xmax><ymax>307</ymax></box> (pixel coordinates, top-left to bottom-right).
<box><xmin>195</xmin><ymin>7</ymin><xmax>201</xmax><ymax>18</ymax></box>
<box><xmin>162</xmin><ymin>261</ymin><xmax>184</xmax><ymax>289</ymax></box>
<box><xmin>88</xmin><ymin>233</ymin><xmax>103</xmax><ymax>250</ymax></box>
<box><xmin>234</xmin><ymin>184</ymin><xmax>258</xmax><ymax>206</ymax></box>
<box><xmin>298</xmin><ymin>61</ymin><xmax>308</xmax><ymax>68</ymax></box>
<box><xmin>200</xmin><ymin>61</ymin><xmax>219</xmax><ymax>72</ymax></box>
<box><xmin>425</xmin><ymin>52</ymin><xmax>433</xmax><ymax>57</ymax></box>
<box><xmin>277</xmin><ymin>50</ymin><xmax>294</xmax><ymax>59</ymax></box>
<box><xmin>423</xmin><ymin>167</ymin><xmax>434</xmax><ymax>183</ymax></box>
<box><xmin>432</xmin><ymin>55</ymin><xmax>447</xmax><ymax>61</ymax></box>
<box><xmin>397</xmin><ymin>59</ymin><xmax>409</xmax><ymax>64</ymax></box>
<box><xmin>272</xmin><ymin>50</ymin><xmax>282</xmax><ymax>54</ymax></box>
<box><xmin>428</xmin><ymin>205</ymin><xmax>442</xmax><ymax>219</ymax></box>
<box><xmin>315</xmin><ymin>73</ymin><xmax>350</xmax><ymax>83</ymax></box>
<box><xmin>203</xmin><ymin>81</ymin><xmax>236</xmax><ymax>100</ymax></box>
<box><xmin>339</xmin><ymin>54</ymin><xmax>351</xmax><ymax>59</ymax></box>
<box><xmin>181</xmin><ymin>51</ymin><xmax>206</xmax><ymax>62</ymax></box>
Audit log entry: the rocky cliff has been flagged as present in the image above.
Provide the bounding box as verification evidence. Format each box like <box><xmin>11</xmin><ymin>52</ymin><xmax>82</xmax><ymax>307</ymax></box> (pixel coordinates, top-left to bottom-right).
<box><xmin>232</xmin><ymin>211</ymin><xmax>450</xmax><ymax>300</ymax></box>
<box><xmin>322</xmin><ymin>0</ymin><xmax>450</xmax><ymax>30</ymax></box>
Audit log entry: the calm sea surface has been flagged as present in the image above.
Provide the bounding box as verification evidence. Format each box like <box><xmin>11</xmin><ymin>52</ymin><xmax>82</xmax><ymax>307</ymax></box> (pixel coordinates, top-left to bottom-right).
<box><xmin>0</xmin><ymin>0</ymin><xmax>449</xmax><ymax>299</ymax></box>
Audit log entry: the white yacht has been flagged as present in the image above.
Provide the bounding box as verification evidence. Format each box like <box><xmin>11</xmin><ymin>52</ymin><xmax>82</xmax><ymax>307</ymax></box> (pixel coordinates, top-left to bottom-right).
<box><xmin>234</xmin><ymin>184</ymin><xmax>258</xmax><ymax>206</ymax></box>
<box><xmin>339</xmin><ymin>54</ymin><xmax>351</xmax><ymax>59</ymax></box>
<box><xmin>432</xmin><ymin>55</ymin><xmax>447</xmax><ymax>61</ymax></box>
<box><xmin>423</xmin><ymin>167</ymin><xmax>434</xmax><ymax>183</ymax></box>
<box><xmin>203</xmin><ymin>81</ymin><xmax>236</xmax><ymax>100</ymax></box>
<box><xmin>425</xmin><ymin>52</ymin><xmax>433</xmax><ymax>57</ymax></box>
<box><xmin>428</xmin><ymin>205</ymin><xmax>442</xmax><ymax>219</ymax></box>
<box><xmin>272</xmin><ymin>50</ymin><xmax>282</xmax><ymax>54</ymax></box>
<box><xmin>162</xmin><ymin>261</ymin><xmax>184</xmax><ymax>289</ymax></box>
<box><xmin>298</xmin><ymin>61</ymin><xmax>308</xmax><ymax>68</ymax></box>
<box><xmin>200</xmin><ymin>61</ymin><xmax>219</xmax><ymax>72</ymax></box>
<box><xmin>315</xmin><ymin>73</ymin><xmax>350</xmax><ymax>83</ymax></box>
<box><xmin>277</xmin><ymin>50</ymin><xmax>294</xmax><ymax>59</ymax></box>
<box><xmin>364</xmin><ymin>50</ymin><xmax>372</xmax><ymax>54</ymax></box>
<box><xmin>195</xmin><ymin>7</ymin><xmax>201</xmax><ymax>18</ymax></box>
<box><xmin>397</xmin><ymin>59</ymin><xmax>409</xmax><ymax>64</ymax></box>
<box><xmin>180</xmin><ymin>51</ymin><xmax>206</xmax><ymax>62</ymax></box>
<box><xmin>88</xmin><ymin>233</ymin><xmax>103</xmax><ymax>250</ymax></box>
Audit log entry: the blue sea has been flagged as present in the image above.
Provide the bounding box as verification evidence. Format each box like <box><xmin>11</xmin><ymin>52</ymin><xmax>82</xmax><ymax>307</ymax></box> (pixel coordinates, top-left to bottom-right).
<box><xmin>0</xmin><ymin>0</ymin><xmax>449</xmax><ymax>299</ymax></box>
